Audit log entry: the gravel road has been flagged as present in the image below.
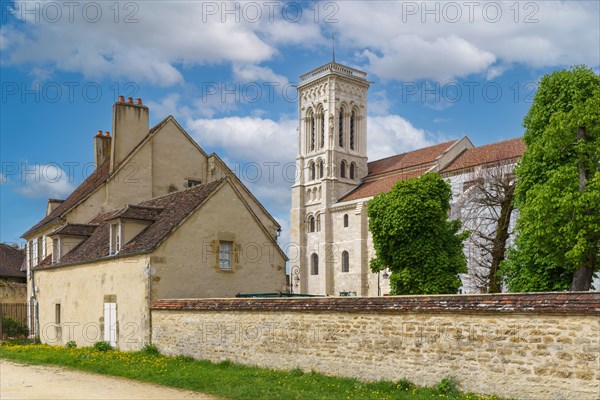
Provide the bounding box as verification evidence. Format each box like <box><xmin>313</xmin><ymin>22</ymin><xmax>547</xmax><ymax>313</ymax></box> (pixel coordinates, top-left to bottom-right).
<box><xmin>0</xmin><ymin>360</ymin><xmax>220</xmax><ymax>399</ymax></box>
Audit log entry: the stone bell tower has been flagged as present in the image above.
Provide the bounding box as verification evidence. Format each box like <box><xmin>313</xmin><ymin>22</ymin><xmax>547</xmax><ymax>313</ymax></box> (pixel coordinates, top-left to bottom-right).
<box><xmin>289</xmin><ymin>61</ymin><xmax>370</xmax><ymax>295</ymax></box>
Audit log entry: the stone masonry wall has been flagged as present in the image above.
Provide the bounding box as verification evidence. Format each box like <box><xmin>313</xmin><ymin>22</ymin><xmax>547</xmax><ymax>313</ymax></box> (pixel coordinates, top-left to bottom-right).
<box><xmin>151</xmin><ymin>293</ymin><xmax>600</xmax><ymax>400</ymax></box>
<box><xmin>0</xmin><ymin>280</ymin><xmax>27</xmax><ymax>303</ymax></box>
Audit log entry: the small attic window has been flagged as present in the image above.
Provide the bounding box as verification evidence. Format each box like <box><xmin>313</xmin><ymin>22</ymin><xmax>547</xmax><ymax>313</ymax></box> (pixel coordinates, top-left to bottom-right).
<box><xmin>109</xmin><ymin>222</ymin><xmax>121</xmax><ymax>255</ymax></box>
<box><xmin>187</xmin><ymin>179</ymin><xmax>202</xmax><ymax>188</ymax></box>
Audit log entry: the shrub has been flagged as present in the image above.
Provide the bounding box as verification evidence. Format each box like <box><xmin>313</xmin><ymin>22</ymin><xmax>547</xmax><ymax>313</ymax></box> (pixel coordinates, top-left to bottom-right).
<box><xmin>141</xmin><ymin>343</ymin><xmax>160</xmax><ymax>355</ymax></box>
<box><xmin>396</xmin><ymin>378</ymin><xmax>415</xmax><ymax>391</ymax></box>
<box><xmin>93</xmin><ymin>341</ymin><xmax>112</xmax><ymax>352</ymax></box>
<box><xmin>65</xmin><ymin>340</ymin><xmax>77</xmax><ymax>348</ymax></box>
<box><xmin>434</xmin><ymin>377</ymin><xmax>459</xmax><ymax>396</ymax></box>
<box><xmin>1</xmin><ymin>317</ymin><xmax>28</xmax><ymax>338</ymax></box>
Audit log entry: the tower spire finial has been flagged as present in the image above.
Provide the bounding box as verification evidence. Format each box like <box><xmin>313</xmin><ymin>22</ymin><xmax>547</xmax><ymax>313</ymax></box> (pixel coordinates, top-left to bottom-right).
<box><xmin>332</xmin><ymin>33</ymin><xmax>336</xmax><ymax>63</ymax></box>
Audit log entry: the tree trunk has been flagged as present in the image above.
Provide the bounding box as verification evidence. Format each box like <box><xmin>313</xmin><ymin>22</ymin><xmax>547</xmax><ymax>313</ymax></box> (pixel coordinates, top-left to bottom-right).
<box><xmin>488</xmin><ymin>186</ymin><xmax>514</xmax><ymax>293</ymax></box>
<box><xmin>571</xmin><ymin>126</ymin><xmax>595</xmax><ymax>291</ymax></box>
<box><xmin>571</xmin><ymin>263</ymin><xmax>594</xmax><ymax>291</ymax></box>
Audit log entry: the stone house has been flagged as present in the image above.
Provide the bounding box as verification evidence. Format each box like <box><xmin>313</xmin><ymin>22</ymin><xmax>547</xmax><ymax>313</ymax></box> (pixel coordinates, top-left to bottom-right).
<box><xmin>289</xmin><ymin>61</ymin><xmax>526</xmax><ymax>296</ymax></box>
<box><xmin>22</xmin><ymin>97</ymin><xmax>287</xmax><ymax>349</ymax></box>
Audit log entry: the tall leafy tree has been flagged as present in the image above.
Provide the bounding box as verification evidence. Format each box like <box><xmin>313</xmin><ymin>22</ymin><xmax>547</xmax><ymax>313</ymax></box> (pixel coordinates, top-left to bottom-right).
<box><xmin>503</xmin><ymin>66</ymin><xmax>600</xmax><ymax>291</ymax></box>
<box><xmin>368</xmin><ymin>172</ymin><xmax>468</xmax><ymax>294</ymax></box>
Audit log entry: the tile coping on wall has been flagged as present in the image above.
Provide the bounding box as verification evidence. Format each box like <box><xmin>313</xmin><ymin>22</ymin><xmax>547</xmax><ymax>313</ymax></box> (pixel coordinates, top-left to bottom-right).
<box><xmin>151</xmin><ymin>292</ymin><xmax>600</xmax><ymax>314</ymax></box>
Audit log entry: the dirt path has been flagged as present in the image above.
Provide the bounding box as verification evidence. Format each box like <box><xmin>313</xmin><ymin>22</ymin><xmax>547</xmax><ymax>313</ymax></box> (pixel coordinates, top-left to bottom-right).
<box><xmin>0</xmin><ymin>360</ymin><xmax>221</xmax><ymax>399</ymax></box>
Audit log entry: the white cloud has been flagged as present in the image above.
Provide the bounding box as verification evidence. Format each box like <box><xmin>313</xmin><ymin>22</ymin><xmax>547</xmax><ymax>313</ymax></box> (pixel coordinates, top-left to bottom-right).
<box><xmin>232</xmin><ymin>64</ymin><xmax>289</xmax><ymax>86</ymax></box>
<box><xmin>2</xmin><ymin>1</ymin><xmax>281</xmax><ymax>85</ymax></box>
<box><xmin>334</xmin><ymin>1</ymin><xmax>599</xmax><ymax>81</ymax></box>
<box><xmin>15</xmin><ymin>164</ymin><xmax>75</xmax><ymax>198</ymax></box>
<box><xmin>363</xmin><ymin>35</ymin><xmax>496</xmax><ymax>82</ymax></box>
<box><xmin>367</xmin><ymin>115</ymin><xmax>441</xmax><ymax>161</ymax></box>
<box><xmin>187</xmin><ymin>116</ymin><xmax>297</xmax><ymax>162</ymax></box>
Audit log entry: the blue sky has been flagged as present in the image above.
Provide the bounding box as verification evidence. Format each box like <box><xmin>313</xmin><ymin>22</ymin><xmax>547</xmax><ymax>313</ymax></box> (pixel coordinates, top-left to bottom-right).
<box><xmin>1</xmin><ymin>0</ymin><xmax>599</xmax><ymax>247</ymax></box>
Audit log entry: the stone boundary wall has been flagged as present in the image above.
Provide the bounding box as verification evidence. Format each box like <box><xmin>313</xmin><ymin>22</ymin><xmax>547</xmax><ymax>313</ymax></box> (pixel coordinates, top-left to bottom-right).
<box><xmin>0</xmin><ymin>280</ymin><xmax>27</xmax><ymax>304</ymax></box>
<box><xmin>151</xmin><ymin>293</ymin><xmax>600</xmax><ymax>400</ymax></box>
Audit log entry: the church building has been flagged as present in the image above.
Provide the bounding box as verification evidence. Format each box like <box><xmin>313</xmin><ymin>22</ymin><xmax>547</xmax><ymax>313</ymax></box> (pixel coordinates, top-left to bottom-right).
<box><xmin>289</xmin><ymin>61</ymin><xmax>525</xmax><ymax>296</ymax></box>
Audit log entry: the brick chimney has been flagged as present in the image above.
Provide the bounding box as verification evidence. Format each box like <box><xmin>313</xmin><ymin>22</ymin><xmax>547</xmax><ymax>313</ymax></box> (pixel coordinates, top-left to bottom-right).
<box><xmin>94</xmin><ymin>130</ymin><xmax>112</xmax><ymax>168</ymax></box>
<box><xmin>110</xmin><ymin>96</ymin><xmax>149</xmax><ymax>172</ymax></box>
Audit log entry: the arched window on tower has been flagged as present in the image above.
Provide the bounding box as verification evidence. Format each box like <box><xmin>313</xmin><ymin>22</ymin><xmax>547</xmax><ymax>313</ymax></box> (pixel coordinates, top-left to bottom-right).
<box><xmin>338</xmin><ymin>109</ymin><xmax>344</xmax><ymax>147</ymax></box>
<box><xmin>311</xmin><ymin>253</ymin><xmax>319</xmax><ymax>275</ymax></box>
<box><xmin>320</xmin><ymin>111</ymin><xmax>325</xmax><ymax>149</ymax></box>
<box><xmin>350</xmin><ymin>110</ymin><xmax>356</xmax><ymax>150</ymax></box>
<box><xmin>340</xmin><ymin>160</ymin><xmax>346</xmax><ymax>178</ymax></box>
<box><xmin>308</xmin><ymin>110</ymin><xmax>315</xmax><ymax>151</ymax></box>
<box><xmin>319</xmin><ymin>160</ymin><xmax>324</xmax><ymax>178</ymax></box>
<box><xmin>308</xmin><ymin>216</ymin><xmax>315</xmax><ymax>233</ymax></box>
<box><xmin>350</xmin><ymin>162</ymin><xmax>356</xmax><ymax>179</ymax></box>
<box><xmin>309</xmin><ymin>162</ymin><xmax>316</xmax><ymax>180</ymax></box>
<box><xmin>341</xmin><ymin>251</ymin><xmax>349</xmax><ymax>272</ymax></box>
<box><xmin>343</xmin><ymin>214</ymin><xmax>349</xmax><ymax>227</ymax></box>
<box><xmin>316</xmin><ymin>214</ymin><xmax>321</xmax><ymax>231</ymax></box>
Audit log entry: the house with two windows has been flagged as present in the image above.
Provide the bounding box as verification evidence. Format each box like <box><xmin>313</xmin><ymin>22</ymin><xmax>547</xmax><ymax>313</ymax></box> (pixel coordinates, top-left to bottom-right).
<box><xmin>22</xmin><ymin>97</ymin><xmax>287</xmax><ymax>349</ymax></box>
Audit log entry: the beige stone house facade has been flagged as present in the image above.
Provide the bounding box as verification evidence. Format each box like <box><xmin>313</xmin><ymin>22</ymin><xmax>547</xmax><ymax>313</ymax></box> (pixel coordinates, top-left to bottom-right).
<box><xmin>290</xmin><ymin>62</ymin><xmax>526</xmax><ymax>296</ymax></box>
<box><xmin>22</xmin><ymin>97</ymin><xmax>286</xmax><ymax>349</ymax></box>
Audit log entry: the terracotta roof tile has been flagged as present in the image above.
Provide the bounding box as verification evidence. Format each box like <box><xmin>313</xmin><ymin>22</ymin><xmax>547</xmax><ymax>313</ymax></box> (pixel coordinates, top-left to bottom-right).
<box><xmin>108</xmin><ymin>204</ymin><xmax>164</xmax><ymax>222</ymax></box>
<box><xmin>441</xmin><ymin>137</ymin><xmax>525</xmax><ymax>173</ymax></box>
<box><xmin>340</xmin><ymin>167</ymin><xmax>430</xmax><ymax>201</ymax></box>
<box><xmin>51</xmin><ymin>224</ymin><xmax>98</xmax><ymax>237</ymax></box>
<box><xmin>151</xmin><ymin>292</ymin><xmax>600</xmax><ymax>314</ymax></box>
<box><xmin>367</xmin><ymin>141</ymin><xmax>456</xmax><ymax>175</ymax></box>
<box><xmin>0</xmin><ymin>243</ymin><xmax>26</xmax><ymax>278</ymax></box>
<box><xmin>22</xmin><ymin>158</ymin><xmax>111</xmax><ymax>237</ymax></box>
<box><xmin>39</xmin><ymin>179</ymin><xmax>225</xmax><ymax>268</ymax></box>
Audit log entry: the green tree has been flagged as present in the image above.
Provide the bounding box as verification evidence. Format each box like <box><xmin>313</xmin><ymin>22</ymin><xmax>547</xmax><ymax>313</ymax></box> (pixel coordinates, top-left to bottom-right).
<box><xmin>503</xmin><ymin>66</ymin><xmax>600</xmax><ymax>292</ymax></box>
<box><xmin>368</xmin><ymin>172</ymin><xmax>468</xmax><ymax>294</ymax></box>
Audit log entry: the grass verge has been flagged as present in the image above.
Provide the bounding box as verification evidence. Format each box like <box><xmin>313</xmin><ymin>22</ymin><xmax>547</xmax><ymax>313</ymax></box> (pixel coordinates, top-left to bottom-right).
<box><xmin>0</xmin><ymin>342</ymin><xmax>506</xmax><ymax>400</ymax></box>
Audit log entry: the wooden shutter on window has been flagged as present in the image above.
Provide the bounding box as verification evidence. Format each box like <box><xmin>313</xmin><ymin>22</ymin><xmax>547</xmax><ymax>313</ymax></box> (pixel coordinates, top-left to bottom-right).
<box><xmin>234</xmin><ymin>243</ymin><xmax>241</xmax><ymax>264</ymax></box>
<box><xmin>210</xmin><ymin>240</ymin><xmax>219</xmax><ymax>268</ymax></box>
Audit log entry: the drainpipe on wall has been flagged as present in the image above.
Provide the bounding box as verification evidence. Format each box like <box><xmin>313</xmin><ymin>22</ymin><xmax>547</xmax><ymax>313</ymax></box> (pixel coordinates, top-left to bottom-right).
<box><xmin>145</xmin><ymin>262</ymin><xmax>152</xmax><ymax>347</ymax></box>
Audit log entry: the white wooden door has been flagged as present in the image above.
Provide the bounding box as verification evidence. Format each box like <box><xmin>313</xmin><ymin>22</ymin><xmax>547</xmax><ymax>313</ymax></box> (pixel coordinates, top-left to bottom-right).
<box><xmin>103</xmin><ymin>303</ymin><xmax>117</xmax><ymax>347</ymax></box>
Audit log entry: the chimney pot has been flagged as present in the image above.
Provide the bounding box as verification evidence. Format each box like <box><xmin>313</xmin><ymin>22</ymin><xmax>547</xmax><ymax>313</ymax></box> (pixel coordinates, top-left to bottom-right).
<box><xmin>104</xmin><ymin>131</ymin><xmax>110</xmax><ymax>137</ymax></box>
<box><xmin>127</xmin><ymin>97</ymin><xmax>133</xmax><ymax>104</ymax></box>
<box><xmin>118</xmin><ymin>95</ymin><xmax>125</xmax><ymax>103</ymax></box>
<box><xmin>96</xmin><ymin>130</ymin><xmax>103</xmax><ymax>136</ymax></box>
<box><xmin>136</xmin><ymin>98</ymin><xmax>142</xmax><ymax>105</ymax></box>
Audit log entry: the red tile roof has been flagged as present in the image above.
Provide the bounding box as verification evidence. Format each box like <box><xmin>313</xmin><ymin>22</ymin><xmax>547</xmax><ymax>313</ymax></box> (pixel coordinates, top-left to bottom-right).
<box><xmin>441</xmin><ymin>137</ymin><xmax>525</xmax><ymax>173</ymax></box>
<box><xmin>339</xmin><ymin>141</ymin><xmax>456</xmax><ymax>201</ymax></box>
<box><xmin>107</xmin><ymin>204</ymin><xmax>164</xmax><ymax>222</ymax></box>
<box><xmin>367</xmin><ymin>141</ymin><xmax>456</xmax><ymax>175</ymax></box>
<box><xmin>37</xmin><ymin>179</ymin><xmax>225</xmax><ymax>268</ymax></box>
<box><xmin>22</xmin><ymin>158</ymin><xmax>111</xmax><ymax>237</ymax></box>
<box><xmin>51</xmin><ymin>224</ymin><xmax>98</xmax><ymax>237</ymax></box>
<box><xmin>340</xmin><ymin>167</ymin><xmax>431</xmax><ymax>201</ymax></box>
<box><xmin>0</xmin><ymin>243</ymin><xmax>26</xmax><ymax>278</ymax></box>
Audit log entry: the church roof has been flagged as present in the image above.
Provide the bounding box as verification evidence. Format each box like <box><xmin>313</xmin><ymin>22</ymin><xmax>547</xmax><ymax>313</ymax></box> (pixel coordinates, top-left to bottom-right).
<box><xmin>338</xmin><ymin>137</ymin><xmax>525</xmax><ymax>202</ymax></box>
<box><xmin>441</xmin><ymin>137</ymin><xmax>525</xmax><ymax>173</ymax></box>
<box><xmin>339</xmin><ymin>141</ymin><xmax>456</xmax><ymax>201</ymax></box>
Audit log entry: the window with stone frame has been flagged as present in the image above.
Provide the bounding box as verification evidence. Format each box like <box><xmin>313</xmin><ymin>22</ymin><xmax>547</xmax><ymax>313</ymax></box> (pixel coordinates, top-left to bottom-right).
<box><xmin>350</xmin><ymin>110</ymin><xmax>356</xmax><ymax>150</ymax></box>
<box><xmin>340</xmin><ymin>160</ymin><xmax>347</xmax><ymax>178</ymax></box>
<box><xmin>338</xmin><ymin>109</ymin><xmax>344</xmax><ymax>147</ymax></box>
<box><xmin>341</xmin><ymin>251</ymin><xmax>349</xmax><ymax>272</ymax></box>
<box><xmin>311</xmin><ymin>253</ymin><xmax>319</xmax><ymax>275</ymax></box>
<box><xmin>343</xmin><ymin>214</ymin><xmax>349</xmax><ymax>227</ymax></box>
<box><xmin>219</xmin><ymin>241</ymin><xmax>234</xmax><ymax>270</ymax></box>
